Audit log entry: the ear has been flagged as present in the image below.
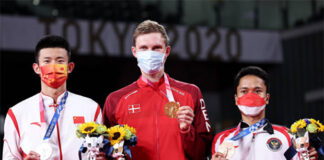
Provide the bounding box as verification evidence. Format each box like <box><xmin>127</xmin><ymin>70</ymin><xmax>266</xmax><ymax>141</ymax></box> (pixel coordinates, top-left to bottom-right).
<box><xmin>165</xmin><ymin>46</ymin><xmax>171</xmax><ymax>58</ymax></box>
<box><xmin>33</xmin><ymin>63</ymin><xmax>41</xmax><ymax>75</ymax></box>
<box><xmin>234</xmin><ymin>94</ymin><xmax>238</xmax><ymax>105</ymax></box>
<box><xmin>265</xmin><ymin>93</ymin><xmax>270</xmax><ymax>105</ymax></box>
<box><xmin>131</xmin><ymin>46</ymin><xmax>137</xmax><ymax>58</ymax></box>
<box><xmin>67</xmin><ymin>62</ymin><xmax>75</xmax><ymax>74</ymax></box>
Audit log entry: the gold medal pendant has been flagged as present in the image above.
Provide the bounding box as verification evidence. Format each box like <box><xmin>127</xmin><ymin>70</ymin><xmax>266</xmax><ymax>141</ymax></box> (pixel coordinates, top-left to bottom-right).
<box><xmin>164</xmin><ymin>102</ymin><xmax>180</xmax><ymax>118</ymax></box>
<box><xmin>218</xmin><ymin>141</ymin><xmax>235</xmax><ymax>159</ymax></box>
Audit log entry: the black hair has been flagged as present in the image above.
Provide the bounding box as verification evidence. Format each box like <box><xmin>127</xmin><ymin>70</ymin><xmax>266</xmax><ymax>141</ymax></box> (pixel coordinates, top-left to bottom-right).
<box><xmin>234</xmin><ymin>66</ymin><xmax>270</xmax><ymax>93</ymax></box>
<box><xmin>35</xmin><ymin>35</ymin><xmax>71</xmax><ymax>63</ymax></box>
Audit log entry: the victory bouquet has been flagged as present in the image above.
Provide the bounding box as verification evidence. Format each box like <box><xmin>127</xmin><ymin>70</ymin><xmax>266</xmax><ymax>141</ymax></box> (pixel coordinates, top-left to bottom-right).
<box><xmin>106</xmin><ymin>125</ymin><xmax>137</xmax><ymax>160</ymax></box>
<box><xmin>76</xmin><ymin>122</ymin><xmax>137</xmax><ymax>160</ymax></box>
<box><xmin>76</xmin><ymin>122</ymin><xmax>109</xmax><ymax>160</ymax></box>
<box><xmin>289</xmin><ymin>118</ymin><xmax>324</xmax><ymax>160</ymax></box>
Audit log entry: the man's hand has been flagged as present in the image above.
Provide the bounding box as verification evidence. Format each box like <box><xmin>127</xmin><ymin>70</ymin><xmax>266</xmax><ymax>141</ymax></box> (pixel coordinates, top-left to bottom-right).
<box><xmin>211</xmin><ymin>152</ymin><xmax>227</xmax><ymax>160</ymax></box>
<box><xmin>24</xmin><ymin>151</ymin><xmax>40</xmax><ymax>160</ymax></box>
<box><xmin>309</xmin><ymin>146</ymin><xmax>318</xmax><ymax>160</ymax></box>
<box><xmin>177</xmin><ymin>106</ymin><xmax>194</xmax><ymax>131</ymax></box>
<box><xmin>96</xmin><ymin>152</ymin><xmax>107</xmax><ymax>160</ymax></box>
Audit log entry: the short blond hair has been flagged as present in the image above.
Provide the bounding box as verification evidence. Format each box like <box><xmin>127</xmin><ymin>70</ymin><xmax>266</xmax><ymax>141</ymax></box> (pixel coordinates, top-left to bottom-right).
<box><xmin>133</xmin><ymin>20</ymin><xmax>169</xmax><ymax>46</ymax></box>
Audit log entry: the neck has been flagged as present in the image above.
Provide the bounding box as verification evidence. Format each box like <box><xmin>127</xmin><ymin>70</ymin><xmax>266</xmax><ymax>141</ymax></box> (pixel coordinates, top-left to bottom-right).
<box><xmin>41</xmin><ymin>82</ymin><xmax>66</xmax><ymax>103</ymax></box>
<box><xmin>141</xmin><ymin>69</ymin><xmax>164</xmax><ymax>82</ymax></box>
<box><xmin>241</xmin><ymin>110</ymin><xmax>265</xmax><ymax>126</ymax></box>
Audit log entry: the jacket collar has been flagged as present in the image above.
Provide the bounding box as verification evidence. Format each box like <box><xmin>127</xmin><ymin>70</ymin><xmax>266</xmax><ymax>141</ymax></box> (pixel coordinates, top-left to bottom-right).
<box><xmin>137</xmin><ymin>74</ymin><xmax>170</xmax><ymax>89</ymax></box>
<box><xmin>239</xmin><ymin>119</ymin><xmax>274</xmax><ymax>134</ymax></box>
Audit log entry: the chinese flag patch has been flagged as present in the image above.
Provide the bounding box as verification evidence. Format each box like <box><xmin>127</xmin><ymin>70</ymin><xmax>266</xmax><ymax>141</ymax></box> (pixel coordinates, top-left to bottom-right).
<box><xmin>73</xmin><ymin>116</ymin><xmax>85</xmax><ymax>124</ymax></box>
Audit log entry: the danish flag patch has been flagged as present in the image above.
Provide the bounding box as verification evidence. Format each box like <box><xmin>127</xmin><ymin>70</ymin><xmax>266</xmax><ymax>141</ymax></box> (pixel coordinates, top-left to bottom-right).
<box><xmin>128</xmin><ymin>104</ymin><xmax>141</xmax><ymax>114</ymax></box>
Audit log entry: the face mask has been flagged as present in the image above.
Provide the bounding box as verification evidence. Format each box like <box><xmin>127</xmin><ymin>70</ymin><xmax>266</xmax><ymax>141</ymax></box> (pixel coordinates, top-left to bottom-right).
<box><xmin>236</xmin><ymin>92</ymin><xmax>266</xmax><ymax>116</ymax></box>
<box><xmin>136</xmin><ymin>50</ymin><xmax>165</xmax><ymax>74</ymax></box>
<box><xmin>40</xmin><ymin>64</ymin><xmax>68</xmax><ymax>88</ymax></box>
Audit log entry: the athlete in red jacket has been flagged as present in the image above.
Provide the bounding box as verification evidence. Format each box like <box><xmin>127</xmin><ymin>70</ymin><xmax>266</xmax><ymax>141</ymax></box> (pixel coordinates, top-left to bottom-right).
<box><xmin>103</xmin><ymin>20</ymin><xmax>213</xmax><ymax>160</ymax></box>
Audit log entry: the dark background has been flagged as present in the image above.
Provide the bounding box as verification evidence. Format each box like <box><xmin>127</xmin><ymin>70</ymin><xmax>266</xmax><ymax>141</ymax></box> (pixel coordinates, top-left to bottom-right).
<box><xmin>1</xmin><ymin>0</ymin><xmax>324</xmax><ymax>159</ymax></box>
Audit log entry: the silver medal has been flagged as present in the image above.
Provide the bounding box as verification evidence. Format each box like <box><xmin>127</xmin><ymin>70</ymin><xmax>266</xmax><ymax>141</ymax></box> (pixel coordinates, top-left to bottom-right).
<box><xmin>35</xmin><ymin>142</ymin><xmax>52</xmax><ymax>160</ymax></box>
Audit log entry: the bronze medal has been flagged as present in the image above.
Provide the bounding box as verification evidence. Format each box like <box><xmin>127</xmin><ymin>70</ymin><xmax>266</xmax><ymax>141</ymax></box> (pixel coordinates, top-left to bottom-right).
<box><xmin>218</xmin><ymin>141</ymin><xmax>235</xmax><ymax>159</ymax></box>
<box><xmin>164</xmin><ymin>102</ymin><xmax>180</xmax><ymax>118</ymax></box>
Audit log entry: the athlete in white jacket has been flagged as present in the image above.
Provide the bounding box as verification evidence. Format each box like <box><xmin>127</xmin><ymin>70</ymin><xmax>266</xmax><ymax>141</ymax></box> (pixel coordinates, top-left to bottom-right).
<box><xmin>2</xmin><ymin>35</ymin><xmax>104</xmax><ymax>160</ymax></box>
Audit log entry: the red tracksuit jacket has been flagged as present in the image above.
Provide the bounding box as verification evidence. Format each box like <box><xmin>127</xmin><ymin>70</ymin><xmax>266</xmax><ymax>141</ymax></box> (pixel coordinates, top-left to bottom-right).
<box><xmin>103</xmin><ymin>74</ymin><xmax>213</xmax><ymax>160</ymax></box>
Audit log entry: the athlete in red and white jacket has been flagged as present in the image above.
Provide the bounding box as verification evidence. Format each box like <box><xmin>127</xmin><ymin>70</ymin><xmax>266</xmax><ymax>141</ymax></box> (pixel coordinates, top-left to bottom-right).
<box><xmin>104</xmin><ymin>75</ymin><xmax>213</xmax><ymax>160</ymax></box>
<box><xmin>103</xmin><ymin>20</ymin><xmax>213</xmax><ymax>160</ymax></box>
<box><xmin>211</xmin><ymin>66</ymin><xmax>317</xmax><ymax>160</ymax></box>
<box><xmin>2</xmin><ymin>35</ymin><xmax>103</xmax><ymax>160</ymax></box>
<box><xmin>3</xmin><ymin>91</ymin><xmax>102</xmax><ymax>160</ymax></box>
<box><xmin>212</xmin><ymin>120</ymin><xmax>298</xmax><ymax>160</ymax></box>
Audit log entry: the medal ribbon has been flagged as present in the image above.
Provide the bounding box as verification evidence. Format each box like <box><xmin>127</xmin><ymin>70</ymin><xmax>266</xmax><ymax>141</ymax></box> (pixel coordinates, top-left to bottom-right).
<box><xmin>39</xmin><ymin>91</ymin><xmax>68</xmax><ymax>141</ymax></box>
<box><xmin>230</xmin><ymin>118</ymin><xmax>266</xmax><ymax>141</ymax></box>
<box><xmin>163</xmin><ymin>73</ymin><xmax>175</xmax><ymax>102</ymax></box>
<box><xmin>141</xmin><ymin>73</ymin><xmax>175</xmax><ymax>102</ymax></box>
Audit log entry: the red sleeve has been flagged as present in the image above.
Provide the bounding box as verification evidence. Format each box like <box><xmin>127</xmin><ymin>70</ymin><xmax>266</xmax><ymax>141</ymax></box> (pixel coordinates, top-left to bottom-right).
<box><xmin>103</xmin><ymin>94</ymin><xmax>118</xmax><ymax>127</ymax></box>
<box><xmin>181</xmin><ymin>86</ymin><xmax>214</xmax><ymax>160</ymax></box>
<box><xmin>212</xmin><ymin>133</ymin><xmax>220</xmax><ymax>155</ymax></box>
<box><xmin>102</xmin><ymin>82</ymin><xmax>139</xmax><ymax>127</ymax></box>
<box><xmin>211</xmin><ymin>128</ymin><xmax>236</xmax><ymax>155</ymax></box>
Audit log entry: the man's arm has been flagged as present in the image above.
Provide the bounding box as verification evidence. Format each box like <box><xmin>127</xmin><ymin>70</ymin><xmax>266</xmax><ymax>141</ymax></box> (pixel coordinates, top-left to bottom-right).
<box><xmin>102</xmin><ymin>94</ymin><xmax>118</xmax><ymax>128</ymax></box>
<box><xmin>94</xmin><ymin>104</ymin><xmax>103</xmax><ymax>124</ymax></box>
<box><xmin>180</xmin><ymin>87</ymin><xmax>213</xmax><ymax>160</ymax></box>
<box><xmin>3</xmin><ymin>108</ymin><xmax>23</xmax><ymax>160</ymax></box>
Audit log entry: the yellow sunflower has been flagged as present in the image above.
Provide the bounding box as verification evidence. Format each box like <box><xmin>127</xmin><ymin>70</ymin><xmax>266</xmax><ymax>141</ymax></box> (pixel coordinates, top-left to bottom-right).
<box><xmin>313</xmin><ymin>120</ymin><xmax>324</xmax><ymax>132</ymax></box>
<box><xmin>79</xmin><ymin>122</ymin><xmax>99</xmax><ymax>134</ymax></box>
<box><xmin>124</xmin><ymin>124</ymin><xmax>136</xmax><ymax>134</ymax></box>
<box><xmin>107</xmin><ymin>125</ymin><xmax>126</xmax><ymax>146</ymax></box>
<box><xmin>309</xmin><ymin>118</ymin><xmax>316</xmax><ymax>124</ymax></box>
<box><xmin>290</xmin><ymin>119</ymin><xmax>307</xmax><ymax>133</ymax></box>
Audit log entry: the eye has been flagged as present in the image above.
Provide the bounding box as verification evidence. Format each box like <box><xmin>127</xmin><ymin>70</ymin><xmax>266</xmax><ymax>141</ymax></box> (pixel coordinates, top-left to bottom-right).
<box><xmin>88</xmin><ymin>143</ymin><xmax>91</xmax><ymax>147</ymax></box>
<box><xmin>255</xmin><ymin>90</ymin><xmax>262</xmax><ymax>93</ymax></box>
<box><xmin>139</xmin><ymin>46</ymin><xmax>147</xmax><ymax>50</ymax></box>
<box><xmin>96</xmin><ymin>143</ymin><xmax>99</xmax><ymax>147</ymax></box>
<box><xmin>241</xmin><ymin>90</ymin><xmax>247</xmax><ymax>94</ymax></box>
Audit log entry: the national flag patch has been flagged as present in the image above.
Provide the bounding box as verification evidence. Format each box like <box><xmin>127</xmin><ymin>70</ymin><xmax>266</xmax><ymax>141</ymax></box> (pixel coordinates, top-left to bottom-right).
<box><xmin>73</xmin><ymin>116</ymin><xmax>85</xmax><ymax>124</ymax></box>
<box><xmin>128</xmin><ymin>104</ymin><xmax>141</xmax><ymax>114</ymax></box>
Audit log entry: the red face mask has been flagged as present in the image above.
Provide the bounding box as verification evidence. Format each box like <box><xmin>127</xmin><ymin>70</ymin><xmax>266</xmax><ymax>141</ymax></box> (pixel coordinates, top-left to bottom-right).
<box><xmin>236</xmin><ymin>92</ymin><xmax>266</xmax><ymax>116</ymax></box>
<box><xmin>40</xmin><ymin>64</ymin><xmax>68</xmax><ymax>88</ymax></box>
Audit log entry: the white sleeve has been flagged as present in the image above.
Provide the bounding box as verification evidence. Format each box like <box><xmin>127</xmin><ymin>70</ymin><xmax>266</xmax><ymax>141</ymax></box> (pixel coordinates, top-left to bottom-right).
<box><xmin>2</xmin><ymin>110</ymin><xmax>23</xmax><ymax>160</ymax></box>
<box><xmin>94</xmin><ymin>105</ymin><xmax>103</xmax><ymax>124</ymax></box>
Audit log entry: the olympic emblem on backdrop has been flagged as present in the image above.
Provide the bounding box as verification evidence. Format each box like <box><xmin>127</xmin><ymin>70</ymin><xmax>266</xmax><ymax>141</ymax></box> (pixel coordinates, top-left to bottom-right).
<box><xmin>266</xmin><ymin>138</ymin><xmax>282</xmax><ymax>152</ymax></box>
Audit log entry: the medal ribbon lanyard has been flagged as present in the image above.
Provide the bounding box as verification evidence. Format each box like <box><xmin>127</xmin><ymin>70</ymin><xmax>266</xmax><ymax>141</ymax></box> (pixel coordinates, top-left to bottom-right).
<box><xmin>39</xmin><ymin>91</ymin><xmax>68</xmax><ymax>141</ymax></box>
<box><xmin>141</xmin><ymin>73</ymin><xmax>175</xmax><ymax>102</ymax></box>
<box><xmin>230</xmin><ymin>118</ymin><xmax>266</xmax><ymax>141</ymax></box>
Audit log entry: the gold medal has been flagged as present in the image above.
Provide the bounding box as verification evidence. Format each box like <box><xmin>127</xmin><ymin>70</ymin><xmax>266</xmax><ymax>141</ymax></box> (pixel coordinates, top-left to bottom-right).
<box><xmin>218</xmin><ymin>141</ymin><xmax>235</xmax><ymax>159</ymax></box>
<box><xmin>164</xmin><ymin>102</ymin><xmax>180</xmax><ymax>118</ymax></box>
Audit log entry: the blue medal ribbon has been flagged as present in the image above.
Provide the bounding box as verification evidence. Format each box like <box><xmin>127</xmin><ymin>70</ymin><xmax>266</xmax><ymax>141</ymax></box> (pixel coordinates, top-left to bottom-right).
<box><xmin>230</xmin><ymin>118</ymin><xmax>266</xmax><ymax>141</ymax></box>
<box><xmin>43</xmin><ymin>92</ymin><xmax>68</xmax><ymax>141</ymax></box>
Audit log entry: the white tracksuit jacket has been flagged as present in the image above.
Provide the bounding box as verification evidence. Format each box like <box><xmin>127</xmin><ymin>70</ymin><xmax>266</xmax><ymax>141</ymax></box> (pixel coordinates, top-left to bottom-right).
<box><xmin>3</xmin><ymin>91</ymin><xmax>102</xmax><ymax>160</ymax></box>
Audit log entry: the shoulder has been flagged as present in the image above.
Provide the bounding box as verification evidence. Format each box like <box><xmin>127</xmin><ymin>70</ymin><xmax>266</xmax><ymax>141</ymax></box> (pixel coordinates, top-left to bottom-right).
<box><xmin>170</xmin><ymin>78</ymin><xmax>200</xmax><ymax>90</ymax></box>
<box><xmin>169</xmin><ymin>77</ymin><xmax>201</xmax><ymax>94</ymax></box>
<box><xmin>212</xmin><ymin>127</ymin><xmax>237</xmax><ymax>154</ymax></box>
<box><xmin>214</xmin><ymin>127</ymin><xmax>237</xmax><ymax>142</ymax></box>
<box><xmin>271</xmin><ymin>124</ymin><xmax>292</xmax><ymax>145</ymax></box>
<box><xmin>272</xmin><ymin>124</ymin><xmax>289</xmax><ymax>133</ymax></box>
<box><xmin>106</xmin><ymin>82</ymin><xmax>139</xmax><ymax>102</ymax></box>
<box><xmin>67</xmin><ymin>92</ymin><xmax>98</xmax><ymax>108</ymax></box>
<box><xmin>10</xmin><ymin>93</ymin><xmax>39</xmax><ymax>114</ymax></box>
